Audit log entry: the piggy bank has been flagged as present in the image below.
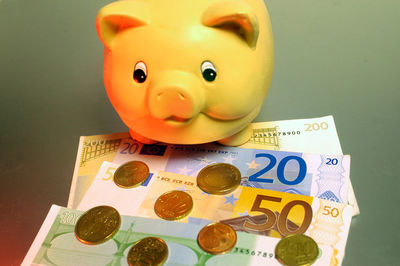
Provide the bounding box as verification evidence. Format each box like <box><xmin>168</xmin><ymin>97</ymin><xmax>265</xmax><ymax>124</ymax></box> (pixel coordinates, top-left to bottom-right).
<box><xmin>96</xmin><ymin>0</ymin><xmax>273</xmax><ymax>146</ymax></box>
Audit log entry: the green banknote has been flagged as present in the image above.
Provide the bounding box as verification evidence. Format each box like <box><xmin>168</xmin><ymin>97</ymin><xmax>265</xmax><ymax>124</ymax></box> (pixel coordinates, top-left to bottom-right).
<box><xmin>23</xmin><ymin>205</ymin><xmax>337</xmax><ymax>266</ymax></box>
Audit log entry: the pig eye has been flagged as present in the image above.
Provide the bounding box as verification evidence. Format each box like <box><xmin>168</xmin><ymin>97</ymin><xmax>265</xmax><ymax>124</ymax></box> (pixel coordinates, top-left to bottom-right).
<box><xmin>133</xmin><ymin>61</ymin><xmax>147</xmax><ymax>83</ymax></box>
<box><xmin>201</xmin><ymin>61</ymin><xmax>217</xmax><ymax>82</ymax></box>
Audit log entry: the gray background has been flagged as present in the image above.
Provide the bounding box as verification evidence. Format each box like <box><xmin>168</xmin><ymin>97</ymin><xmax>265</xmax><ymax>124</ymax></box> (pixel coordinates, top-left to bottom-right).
<box><xmin>1</xmin><ymin>0</ymin><xmax>399</xmax><ymax>264</ymax></box>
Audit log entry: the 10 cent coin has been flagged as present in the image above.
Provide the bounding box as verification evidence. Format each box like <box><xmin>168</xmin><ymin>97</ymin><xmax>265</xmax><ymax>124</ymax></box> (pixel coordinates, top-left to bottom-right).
<box><xmin>197</xmin><ymin>163</ymin><xmax>241</xmax><ymax>195</ymax></box>
<box><xmin>114</xmin><ymin>161</ymin><xmax>150</xmax><ymax>188</ymax></box>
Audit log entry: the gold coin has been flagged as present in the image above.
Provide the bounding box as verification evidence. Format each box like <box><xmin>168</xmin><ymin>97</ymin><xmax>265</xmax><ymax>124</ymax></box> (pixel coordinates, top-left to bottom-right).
<box><xmin>197</xmin><ymin>222</ymin><xmax>237</xmax><ymax>255</ymax></box>
<box><xmin>127</xmin><ymin>237</ymin><xmax>168</xmax><ymax>266</ymax></box>
<box><xmin>114</xmin><ymin>161</ymin><xmax>150</xmax><ymax>188</ymax></box>
<box><xmin>197</xmin><ymin>163</ymin><xmax>241</xmax><ymax>195</ymax></box>
<box><xmin>154</xmin><ymin>190</ymin><xmax>193</xmax><ymax>220</ymax></box>
<box><xmin>75</xmin><ymin>205</ymin><xmax>121</xmax><ymax>245</ymax></box>
<box><xmin>275</xmin><ymin>234</ymin><xmax>319</xmax><ymax>266</ymax></box>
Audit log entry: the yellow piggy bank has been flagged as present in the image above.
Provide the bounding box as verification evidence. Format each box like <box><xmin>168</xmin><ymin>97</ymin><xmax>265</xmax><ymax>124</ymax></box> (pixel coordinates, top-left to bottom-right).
<box><xmin>96</xmin><ymin>0</ymin><xmax>273</xmax><ymax>145</ymax></box>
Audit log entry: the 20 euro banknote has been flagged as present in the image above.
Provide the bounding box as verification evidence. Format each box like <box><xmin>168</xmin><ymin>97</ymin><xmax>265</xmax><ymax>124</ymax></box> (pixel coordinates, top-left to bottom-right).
<box><xmin>99</xmin><ymin>141</ymin><xmax>352</xmax><ymax>204</ymax></box>
<box><xmin>68</xmin><ymin>115</ymin><xmax>358</xmax><ymax>214</ymax></box>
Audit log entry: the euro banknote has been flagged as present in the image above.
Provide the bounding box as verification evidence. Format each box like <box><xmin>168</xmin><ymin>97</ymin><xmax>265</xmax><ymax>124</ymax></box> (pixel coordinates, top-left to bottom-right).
<box><xmin>68</xmin><ymin>115</ymin><xmax>358</xmax><ymax>215</ymax></box>
<box><xmin>91</xmin><ymin>141</ymin><xmax>352</xmax><ymax>203</ymax></box>
<box><xmin>77</xmin><ymin>162</ymin><xmax>353</xmax><ymax>265</ymax></box>
<box><xmin>22</xmin><ymin>205</ymin><xmax>337</xmax><ymax>266</ymax></box>
<box><xmin>238</xmin><ymin>116</ymin><xmax>342</xmax><ymax>152</ymax></box>
<box><xmin>79</xmin><ymin>153</ymin><xmax>351</xmax><ymax>211</ymax></box>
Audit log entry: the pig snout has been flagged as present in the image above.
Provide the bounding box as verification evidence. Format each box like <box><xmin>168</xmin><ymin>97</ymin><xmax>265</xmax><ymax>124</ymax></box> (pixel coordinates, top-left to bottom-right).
<box><xmin>148</xmin><ymin>71</ymin><xmax>205</xmax><ymax>122</ymax></box>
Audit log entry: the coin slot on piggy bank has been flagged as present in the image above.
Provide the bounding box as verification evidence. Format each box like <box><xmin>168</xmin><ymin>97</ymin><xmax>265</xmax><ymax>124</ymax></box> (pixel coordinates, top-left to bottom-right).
<box><xmin>96</xmin><ymin>0</ymin><xmax>273</xmax><ymax>146</ymax></box>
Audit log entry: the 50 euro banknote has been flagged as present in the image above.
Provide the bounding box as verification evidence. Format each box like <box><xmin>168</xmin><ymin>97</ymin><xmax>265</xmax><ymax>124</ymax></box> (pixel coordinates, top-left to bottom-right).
<box><xmin>77</xmin><ymin>162</ymin><xmax>353</xmax><ymax>265</ymax></box>
<box><xmin>68</xmin><ymin>115</ymin><xmax>358</xmax><ymax>214</ymax></box>
<box><xmin>23</xmin><ymin>205</ymin><xmax>337</xmax><ymax>266</ymax></box>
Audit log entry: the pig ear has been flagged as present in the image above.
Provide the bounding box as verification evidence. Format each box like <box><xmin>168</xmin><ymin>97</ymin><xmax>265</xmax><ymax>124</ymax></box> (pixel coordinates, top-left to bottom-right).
<box><xmin>202</xmin><ymin>0</ymin><xmax>259</xmax><ymax>48</ymax></box>
<box><xmin>96</xmin><ymin>1</ymin><xmax>150</xmax><ymax>49</ymax></box>
<box><xmin>202</xmin><ymin>0</ymin><xmax>259</xmax><ymax>49</ymax></box>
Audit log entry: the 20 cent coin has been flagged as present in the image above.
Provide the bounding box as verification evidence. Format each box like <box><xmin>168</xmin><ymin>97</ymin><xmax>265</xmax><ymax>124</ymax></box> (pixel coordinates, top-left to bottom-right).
<box><xmin>127</xmin><ymin>237</ymin><xmax>168</xmax><ymax>266</ymax></box>
<box><xmin>75</xmin><ymin>205</ymin><xmax>121</xmax><ymax>245</ymax></box>
<box><xmin>197</xmin><ymin>222</ymin><xmax>237</xmax><ymax>255</ymax></box>
<box><xmin>154</xmin><ymin>190</ymin><xmax>193</xmax><ymax>220</ymax></box>
<box><xmin>275</xmin><ymin>234</ymin><xmax>319</xmax><ymax>266</ymax></box>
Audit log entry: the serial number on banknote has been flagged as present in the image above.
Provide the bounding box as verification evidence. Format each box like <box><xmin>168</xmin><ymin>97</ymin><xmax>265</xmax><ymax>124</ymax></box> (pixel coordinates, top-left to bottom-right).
<box><xmin>231</xmin><ymin>247</ymin><xmax>274</xmax><ymax>259</ymax></box>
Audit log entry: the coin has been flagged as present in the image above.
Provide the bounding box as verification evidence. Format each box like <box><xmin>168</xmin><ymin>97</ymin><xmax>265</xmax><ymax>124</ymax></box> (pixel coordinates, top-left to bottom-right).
<box><xmin>75</xmin><ymin>205</ymin><xmax>121</xmax><ymax>245</ymax></box>
<box><xmin>197</xmin><ymin>222</ymin><xmax>237</xmax><ymax>255</ymax></box>
<box><xmin>114</xmin><ymin>161</ymin><xmax>150</xmax><ymax>188</ymax></box>
<box><xmin>127</xmin><ymin>237</ymin><xmax>168</xmax><ymax>266</ymax></box>
<box><xmin>197</xmin><ymin>163</ymin><xmax>241</xmax><ymax>195</ymax></box>
<box><xmin>154</xmin><ymin>190</ymin><xmax>193</xmax><ymax>220</ymax></box>
<box><xmin>275</xmin><ymin>234</ymin><xmax>319</xmax><ymax>266</ymax></box>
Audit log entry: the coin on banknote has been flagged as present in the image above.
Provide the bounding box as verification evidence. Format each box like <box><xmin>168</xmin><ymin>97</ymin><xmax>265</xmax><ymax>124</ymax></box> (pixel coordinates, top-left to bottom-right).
<box><xmin>154</xmin><ymin>190</ymin><xmax>193</xmax><ymax>220</ymax></box>
<box><xmin>275</xmin><ymin>234</ymin><xmax>319</xmax><ymax>266</ymax></box>
<box><xmin>113</xmin><ymin>160</ymin><xmax>150</xmax><ymax>188</ymax></box>
<box><xmin>197</xmin><ymin>163</ymin><xmax>241</xmax><ymax>195</ymax></box>
<box><xmin>75</xmin><ymin>205</ymin><xmax>121</xmax><ymax>245</ymax></box>
<box><xmin>127</xmin><ymin>237</ymin><xmax>168</xmax><ymax>266</ymax></box>
<box><xmin>197</xmin><ymin>222</ymin><xmax>237</xmax><ymax>254</ymax></box>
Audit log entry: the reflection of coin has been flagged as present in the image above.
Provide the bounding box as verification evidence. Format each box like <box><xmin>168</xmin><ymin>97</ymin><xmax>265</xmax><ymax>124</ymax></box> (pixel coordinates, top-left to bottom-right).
<box><xmin>154</xmin><ymin>190</ymin><xmax>193</xmax><ymax>220</ymax></box>
<box><xmin>75</xmin><ymin>206</ymin><xmax>121</xmax><ymax>245</ymax></box>
<box><xmin>197</xmin><ymin>163</ymin><xmax>241</xmax><ymax>195</ymax></box>
<box><xmin>275</xmin><ymin>234</ymin><xmax>319</xmax><ymax>266</ymax></box>
<box><xmin>197</xmin><ymin>223</ymin><xmax>237</xmax><ymax>255</ymax></box>
<box><xmin>127</xmin><ymin>237</ymin><xmax>168</xmax><ymax>266</ymax></box>
<box><xmin>114</xmin><ymin>161</ymin><xmax>150</xmax><ymax>188</ymax></box>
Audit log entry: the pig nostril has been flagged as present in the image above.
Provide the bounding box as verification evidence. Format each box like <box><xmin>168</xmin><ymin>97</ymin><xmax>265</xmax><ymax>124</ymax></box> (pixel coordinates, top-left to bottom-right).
<box><xmin>155</xmin><ymin>90</ymin><xmax>186</xmax><ymax>101</ymax></box>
